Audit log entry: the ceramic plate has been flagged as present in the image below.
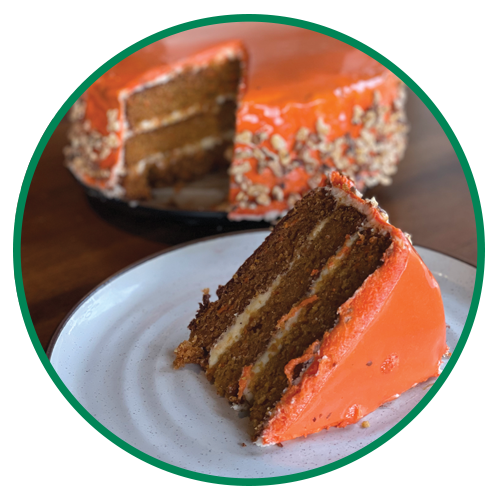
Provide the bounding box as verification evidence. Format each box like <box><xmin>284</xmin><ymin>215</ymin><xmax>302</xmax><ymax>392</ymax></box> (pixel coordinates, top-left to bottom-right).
<box><xmin>49</xmin><ymin>231</ymin><xmax>475</xmax><ymax>479</ymax></box>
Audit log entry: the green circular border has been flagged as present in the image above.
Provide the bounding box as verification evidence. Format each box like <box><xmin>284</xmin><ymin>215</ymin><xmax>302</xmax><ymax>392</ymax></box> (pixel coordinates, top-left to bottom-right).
<box><xmin>14</xmin><ymin>15</ymin><xmax>485</xmax><ymax>485</ymax></box>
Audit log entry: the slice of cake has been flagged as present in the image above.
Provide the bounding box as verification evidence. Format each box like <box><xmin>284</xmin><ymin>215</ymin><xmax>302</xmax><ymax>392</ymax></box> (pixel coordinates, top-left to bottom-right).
<box><xmin>174</xmin><ymin>172</ymin><xmax>447</xmax><ymax>445</ymax></box>
<box><xmin>65</xmin><ymin>23</ymin><xmax>408</xmax><ymax>220</ymax></box>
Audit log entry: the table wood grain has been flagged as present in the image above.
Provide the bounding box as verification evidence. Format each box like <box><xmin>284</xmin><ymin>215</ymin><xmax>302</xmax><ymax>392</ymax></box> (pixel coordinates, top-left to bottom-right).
<box><xmin>20</xmin><ymin>90</ymin><xmax>477</xmax><ymax>352</ymax></box>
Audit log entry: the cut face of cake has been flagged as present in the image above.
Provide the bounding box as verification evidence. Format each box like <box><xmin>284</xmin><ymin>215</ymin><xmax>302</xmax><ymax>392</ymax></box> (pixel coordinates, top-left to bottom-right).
<box><xmin>65</xmin><ymin>23</ymin><xmax>408</xmax><ymax>220</ymax></box>
<box><xmin>174</xmin><ymin>172</ymin><xmax>447</xmax><ymax>445</ymax></box>
<box><xmin>65</xmin><ymin>39</ymin><xmax>245</xmax><ymax>201</ymax></box>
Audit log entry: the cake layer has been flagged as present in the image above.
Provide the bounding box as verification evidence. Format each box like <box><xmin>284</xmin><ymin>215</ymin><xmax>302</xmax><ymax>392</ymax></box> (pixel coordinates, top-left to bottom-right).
<box><xmin>209</xmin><ymin>205</ymin><xmax>366</xmax><ymax>400</ymax></box>
<box><xmin>245</xmin><ymin>227</ymin><xmax>391</xmax><ymax>435</ymax></box>
<box><xmin>125</xmin><ymin>100</ymin><xmax>236</xmax><ymax>166</ymax></box>
<box><xmin>148</xmin><ymin>138</ymin><xmax>232</xmax><ymax>186</ymax></box>
<box><xmin>174</xmin><ymin>187</ymin><xmax>345</xmax><ymax>370</ymax></box>
<box><xmin>126</xmin><ymin>58</ymin><xmax>241</xmax><ymax>131</ymax></box>
<box><xmin>126</xmin><ymin>98</ymin><xmax>237</xmax><ymax>136</ymax></box>
<box><xmin>122</xmin><ymin>137</ymin><xmax>233</xmax><ymax>200</ymax></box>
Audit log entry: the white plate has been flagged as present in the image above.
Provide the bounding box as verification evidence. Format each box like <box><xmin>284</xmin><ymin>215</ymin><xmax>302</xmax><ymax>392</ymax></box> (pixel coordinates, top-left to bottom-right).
<box><xmin>49</xmin><ymin>231</ymin><xmax>475</xmax><ymax>479</ymax></box>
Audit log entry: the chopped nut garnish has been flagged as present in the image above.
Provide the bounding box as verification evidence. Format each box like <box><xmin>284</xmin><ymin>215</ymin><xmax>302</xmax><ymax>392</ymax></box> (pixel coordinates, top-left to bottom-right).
<box><xmin>235</xmin><ymin>130</ymin><xmax>253</xmax><ymax>145</ymax></box>
<box><xmin>267</xmin><ymin>160</ymin><xmax>283</xmax><ymax>178</ymax></box>
<box><xmin>271</xmin><ymin>186</ymin><xmax>285</xmax><ymax>202</ymax></box>
<box><xmin>271</xmin><ymin>133</ymin><xmax>288</xmax><ymax>152</ymax></box>
<box><xmin>229</xmin><ymin>162</ymin><xmax>252</xmax><ymax>175</ymax></box>
<box><xmin>352</xmin><ymin>105</ymin><xmax>364</xmax><ymax>125</ymax></box>
<box><xmin>316</xmin><ymin>117</ymin><xmax>331</xmax><ymax>136</ymax></box>
<box><xmin>295</xmin><ymin>126</ymin><xmax>310</xmax><ymax>143</ymax></box>
<box><xmin>247</xmin><ymin>183</ymin><xmax>270</xmax><ymax>197</ymax></box>
<box><xmin>256</xmin><ymin>193</ymin><xmax>271</xmax><ymax>206</ymax></box>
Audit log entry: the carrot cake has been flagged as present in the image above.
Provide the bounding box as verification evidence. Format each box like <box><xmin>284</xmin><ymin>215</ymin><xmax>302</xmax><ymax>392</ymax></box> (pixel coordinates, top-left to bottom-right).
<box><xmin>174</xmin><ymin>172</ymin><xmax>447</xmax><ymax>445</ymax></box>
<box><xmin>64</xmin><ymin>23</ymin><xmax>408</xmax><ymax>221</ymax></box>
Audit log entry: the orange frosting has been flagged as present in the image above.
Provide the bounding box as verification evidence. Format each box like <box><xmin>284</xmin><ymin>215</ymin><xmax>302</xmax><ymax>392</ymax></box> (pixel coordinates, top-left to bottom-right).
<box><xmin>86</xmin><ymin>23</ymin><xmax>389</xmax><ymax>132</ymax></box>
<box><xmin>256</xmin><ymin>173</ymin><xmax>447</xmax><ymax>445</ymax></box>
<box><xmin>69</xmin><ymin>23</ymin><xmax>407</xmax><ymax>219</ymax></box>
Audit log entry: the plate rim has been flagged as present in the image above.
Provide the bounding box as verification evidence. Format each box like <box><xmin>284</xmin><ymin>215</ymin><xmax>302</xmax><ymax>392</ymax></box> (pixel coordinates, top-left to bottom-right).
<box><xmin>47</xmin><ymin>229</ymin><xmax>476</xmax><ymax>360</ymax></box>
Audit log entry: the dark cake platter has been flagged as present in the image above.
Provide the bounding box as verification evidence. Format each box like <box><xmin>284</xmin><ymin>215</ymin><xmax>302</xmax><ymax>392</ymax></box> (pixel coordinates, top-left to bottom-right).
<box><xmin>83</xmin><ymin>172</ymin><xmax>271</xmax><ymax>230</ymax></box>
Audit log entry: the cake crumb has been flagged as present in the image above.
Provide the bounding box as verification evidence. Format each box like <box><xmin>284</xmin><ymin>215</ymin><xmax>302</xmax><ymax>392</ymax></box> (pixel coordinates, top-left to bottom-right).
<box><xmin>276</xmin><ymin>442</ymin><xmax>284</xmax><ymax>448</ymax></box>
<box><xmin>361</xmin><ymin>420</ymin><xmax>370</xmax><ymax>428</ymax></box>
<box><xmin>240</xmin><ymin>442</ymin><xmax>247</xmax><ymax>447</ymax></box>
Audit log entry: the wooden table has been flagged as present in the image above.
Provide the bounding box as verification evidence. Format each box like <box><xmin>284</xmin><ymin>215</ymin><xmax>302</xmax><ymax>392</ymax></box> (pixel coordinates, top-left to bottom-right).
<box><xmin>20</xmin><ymin>90</ymin><xmax>477</xmax><ymax>352</ymax></box>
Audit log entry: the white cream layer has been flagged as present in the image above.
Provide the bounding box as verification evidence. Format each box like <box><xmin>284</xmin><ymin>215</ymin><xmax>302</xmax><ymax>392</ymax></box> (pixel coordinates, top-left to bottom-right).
<box><xmin>208</xmin><ymin>275</ymin><xmax>283</xmax><ymax>368</ymax></box>
<box><xmin>130</xmin><ymin>94</ymin><xmax>236</xmax><ymax>135</ymax></box>
<box><xmin>133</xmin><ymin>129</ymin><xmax>235</xmax><ymax>175</ymax></box>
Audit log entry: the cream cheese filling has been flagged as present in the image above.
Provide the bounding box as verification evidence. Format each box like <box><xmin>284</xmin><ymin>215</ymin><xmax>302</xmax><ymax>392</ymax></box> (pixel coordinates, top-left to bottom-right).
<box><xmin>130</xmin><ymin>94</ymin><xmax>236</xmax><ymax>135</ymax></box>
<box><xmin>132</xmin><ymin>129</ymin><xmax>235</xmax><ymax>175</ymax></box>
<box><xmin>208</xmin><ymin>275</ymin><xmax>283</xmax><ymax>368</ymax></box>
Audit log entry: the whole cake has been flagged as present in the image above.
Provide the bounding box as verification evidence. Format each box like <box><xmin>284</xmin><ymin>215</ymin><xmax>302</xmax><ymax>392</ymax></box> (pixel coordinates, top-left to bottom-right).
<box><xmin>174</xmin><ymin>173</ymin><xmax>447</xmax><ymax>445</ymax></box>
<box><xmin>65</xmin><ymin>23</ymin><xmax>409</xmax><ymax>220</ymax></box>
